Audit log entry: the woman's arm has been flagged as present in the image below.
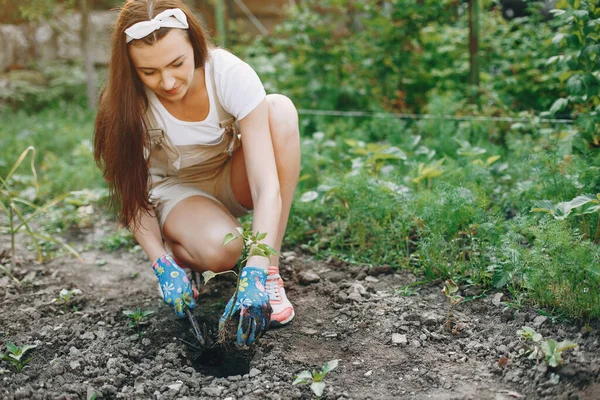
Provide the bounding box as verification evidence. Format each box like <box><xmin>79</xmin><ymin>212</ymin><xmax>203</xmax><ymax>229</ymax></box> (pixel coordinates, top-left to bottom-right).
<box><xmin>238</xmin><ymin>98</ymin><xmax>282</xmax><ymax>269</ymax></box>
<box><xmin>130</xmin><ymin>210</ymin><xmax>168</xmax><ymax>262</ymax></box>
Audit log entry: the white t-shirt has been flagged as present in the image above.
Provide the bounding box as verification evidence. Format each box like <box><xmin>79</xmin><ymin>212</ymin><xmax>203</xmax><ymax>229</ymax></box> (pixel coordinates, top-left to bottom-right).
<box><xmin>144</xmin><ymin>49</ymin><xmax>266</xmax><ymax>145</ymax></box>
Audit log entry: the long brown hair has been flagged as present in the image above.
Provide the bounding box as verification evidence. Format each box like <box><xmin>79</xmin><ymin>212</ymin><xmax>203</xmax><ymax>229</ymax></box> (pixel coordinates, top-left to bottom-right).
<box><xmin>94</xmin><ymin>0</ymin><xmax>210</xmax><ymax>228</ymax></box>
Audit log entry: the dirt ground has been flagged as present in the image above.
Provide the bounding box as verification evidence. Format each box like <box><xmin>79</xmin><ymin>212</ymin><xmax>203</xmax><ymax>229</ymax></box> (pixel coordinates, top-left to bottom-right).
<box><xmin>1</xmin><ymin>235</ymin><xmax>600</xmax><ymax>400</ymax></box>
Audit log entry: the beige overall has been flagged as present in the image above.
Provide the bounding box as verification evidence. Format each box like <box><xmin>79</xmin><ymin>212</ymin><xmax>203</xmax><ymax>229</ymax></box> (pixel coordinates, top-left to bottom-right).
<box><xmin>144</xmin><ymin>57</ymin><xmax>251</xmax><ymax>228</ymax></box>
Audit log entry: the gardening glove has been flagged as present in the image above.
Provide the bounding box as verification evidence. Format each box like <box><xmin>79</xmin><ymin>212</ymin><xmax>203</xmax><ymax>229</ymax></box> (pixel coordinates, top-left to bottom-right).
<box><xmin>152</xmin><ymin>254</ymin><xmax>196</xmax><ymax>318</ymax></box>
<box><xmin>219</xmin><ymin>266</ymin><xmax>272</xmax><ymax>346</ymax></box>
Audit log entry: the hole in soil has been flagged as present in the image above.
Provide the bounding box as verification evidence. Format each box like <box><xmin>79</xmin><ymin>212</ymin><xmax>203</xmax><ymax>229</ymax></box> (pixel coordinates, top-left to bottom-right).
<box><xmin>191</xmin><ymin>345</ymin><xmax>253</xmax><ymax>378</ymax></box>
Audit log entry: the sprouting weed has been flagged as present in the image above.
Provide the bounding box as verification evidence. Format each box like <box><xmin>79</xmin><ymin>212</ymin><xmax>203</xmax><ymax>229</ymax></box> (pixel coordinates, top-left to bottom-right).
<box><xmin>122</xmin><ymin>307</ymin><xmax>154</xmax><ymax>337</ymax></box>
<box><xmin>517</xmin><ymin>326</ymin><xmax>578</xmax><ymax>368</ymax></box>
<box><xmin>0</xmin><ymin>341</ymin><xmax>37</xmax><ymax>373</ymax></box>
<box><xmin>293</xmin><ymin>359</ymin><xmax>340</xmax><ymax>399</ymax></box>
<box><xmin>442</xmin><ymin>279</ymin><xmax>463</xmax><ymax>333</ymax></box>
<box><xmin>53</xmin><ymin>288</ymin><xmax>82</xmax><ymax>313</ymax></box>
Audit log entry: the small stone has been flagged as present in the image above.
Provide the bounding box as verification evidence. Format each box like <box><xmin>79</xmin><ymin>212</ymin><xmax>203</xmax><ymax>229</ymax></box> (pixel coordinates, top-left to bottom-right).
<box><xmin>533</xmin><ymin>316</ymin><xmax>548</xmax><ymax>328</ymax></box>
<box><xmin>492</xmin><ymin>292</ymin><xmax>504</xmax><ymax>306</ymax></box>
<box><xmin>392</xmin><ymin>334</ymin><xmax>407</xmax><ymax>345</ymax></box>
<box><xmin>298</xmin><ymin>271</ymin><xmax>321</xmax><ymax>285</ymax></box>
<box><xmin>302</xmin><ymin>328</ymin><xmax>318</xmax><ymax>336</ymax></box>
<box><xmin>364</xmin><ymin>370</ymin><xmax>373</xmax><ymax>377</ymax></box>
<box><xmin>248</xmin><ymin>368</ymin><xmax>262</xmax><ymax>378</ymax></box>
<box><xmin>253</xmin><ymin>388</ymin><xmax>266</xmax><ymax>396</ymax></box>
<box><xmin>411</xmin><ymin>340</ymin><xmax>421</xmax><ymax>348</ymax></box>
<box><xmin>364</xmin><ymin>276</ymin><xmax>379</xmax><ymax>283</ymax></box>
<box><xmin>167</xmin><ymin>381</ymin><xmax>183</xmax><ymax>392</ymax></box>
<box><xmin>347</xmin><ymin>292</ymin><xmax>363</xmax><ymax>302</ymax></box>
<box><xmin>348</xmin><ymin>282</ymin><xmax>367</xmax><ymax>295</ymax></box>
<box><xmin>14</xmin><ymin>387</ymin><xmax>32</xmax><ymax>400</ymax></box>
<box><xmin>69</xmin><ymin>346</ymin><xmax>82</xmax><ymax>357</ymax></box>
<box><xmin>201</xmin><ymin>386</ymin><xmax>223</xmax><ymax>397</ymax></box>
<box><xmin>80</xmin><ymin>331</ymin><xmax>95</xmax><ymax>340</ymax></box>
<box><xmin>69</xmin><ymin>360</ymin><xmax>81</xmax><ymax>370</ymax></box>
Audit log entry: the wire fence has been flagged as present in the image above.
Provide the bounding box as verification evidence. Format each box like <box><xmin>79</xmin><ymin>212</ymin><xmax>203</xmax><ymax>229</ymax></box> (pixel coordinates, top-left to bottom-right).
<box><xmin>297</xmin><ymin>109</ymin><xmax>575</xmax><ymax>125</ymax></box>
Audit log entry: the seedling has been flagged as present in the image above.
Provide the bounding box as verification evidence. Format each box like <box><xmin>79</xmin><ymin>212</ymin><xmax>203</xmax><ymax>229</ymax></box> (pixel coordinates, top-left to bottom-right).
<box><xmin>214</xmin><ymin>227</ymin><xmax>279</xmax><ymax>343</ymax></box>
<box><xmin>53</xmin><ymin>288</ymin><xmax>82</xmax><ymax>313</ymax></box>
<box><xmin>293</xmin><ymin>359</ymin><xmax>340</xmax><ymax>398</ymax></box>
<box><xmin>442</xmin><ymin>279</ymin><xmax>463</xmax><ymax>333</ymax></box>
<box><xmin>0</xmin><ymin>341</ymin><xmax>37</xmax><ymax>372</ymax></box>
<box><xmin>517</xmin><ymin>326</ymin><xmax>578</xmax><ymax>368</ymax></box>
<box><xmin>123</xmin><ymin>307</ymin><xmax>154</xmax><ymax>337</ymax></box>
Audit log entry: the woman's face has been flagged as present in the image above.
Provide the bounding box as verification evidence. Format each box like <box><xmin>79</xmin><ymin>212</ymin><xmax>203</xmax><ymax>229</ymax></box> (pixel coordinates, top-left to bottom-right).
<box><xmin>128</xmin><ymin>29</ymin><xmax>196</xmax><ymax>103</ymax></box>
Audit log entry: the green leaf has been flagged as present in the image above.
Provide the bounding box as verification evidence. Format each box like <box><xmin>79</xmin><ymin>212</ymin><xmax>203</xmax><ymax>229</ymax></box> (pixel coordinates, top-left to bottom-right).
<box><xmin>249</xmin><ymin>247</ymin><xmax>267</xmax><ymax>258</ymax></box>
<box><xmin>256</xmin><ymin>232</ymin><xmax>267</xmax><ymax>241</ymax></box>
<box><xmin>292</xmin><ymin>370</ymin><xmax>313</xmax><ymax>385</ymax></box>
<box><xmin>549</xmin><ymin>98</ymin><xmax>569</xmax><ymax>116</ymax></box>
<box><xmin>311</xmin><ymin>381</ymin><xmax>326</xmax><ymax>397</ymax></box>
<box><xmin>321</xmin><ymin>359</ymin><xmax>339</xmax><ymax>374</ymax></box>
<box><xmin>123</xmin><ymin>310</ymin><xmax>135</xmax><ymax>317</ymax></box>
<box><xmin>202</xmin><ymin>269</ymin><xmax>236</xmax><ymax>284</ymax></box>
<box><xmin>5</xmin><ymin>341</ymin><xmax>18</xmax><ymax>354</ymax></box>
<box><xmin>222</xmin><ymin>233</ymin><xmax>238</xmax><ymax>247</ymax></box>
<box><xmin>569</xmin><ymin>195</ymin><xmax>597</xmax><ymax>209</ymax></box>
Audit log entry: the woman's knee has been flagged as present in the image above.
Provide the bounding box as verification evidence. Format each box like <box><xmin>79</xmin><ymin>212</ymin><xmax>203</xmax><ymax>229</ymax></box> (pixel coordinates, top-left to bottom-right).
<box><xmin>176</xmin><ymin>235</ymin><xmax>243</xmax><ymax>273</ymax></box>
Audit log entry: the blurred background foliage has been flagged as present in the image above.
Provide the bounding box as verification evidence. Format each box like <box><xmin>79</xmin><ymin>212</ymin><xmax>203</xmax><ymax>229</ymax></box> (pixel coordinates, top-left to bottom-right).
<box><xmin>1</xmin><ymin>0</ymin><xmax>599</xmax><ymax>319</ymax></box>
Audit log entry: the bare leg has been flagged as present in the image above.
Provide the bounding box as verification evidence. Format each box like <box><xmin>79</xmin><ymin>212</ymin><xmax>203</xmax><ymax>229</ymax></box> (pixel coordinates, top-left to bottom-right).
<box><xmin>230</xmin><ymin>94</ymin><xmax>301</xmax><ymax>267</ymax></box>
<box><xmin>162</xmin><ymin>196</ymin><xmax>243</xmax><ymax>273</ymax></box>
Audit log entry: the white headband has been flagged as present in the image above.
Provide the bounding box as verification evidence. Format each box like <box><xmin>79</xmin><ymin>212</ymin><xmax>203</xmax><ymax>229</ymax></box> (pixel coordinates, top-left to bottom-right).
<box><xmin>125</xmin><ymin>8</ymin><xmax>189</xmax><ymax>43</ymax></box>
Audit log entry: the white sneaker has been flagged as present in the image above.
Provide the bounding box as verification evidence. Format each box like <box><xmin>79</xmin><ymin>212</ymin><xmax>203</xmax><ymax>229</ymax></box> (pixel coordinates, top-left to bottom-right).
<box><xmin>265</xmin><ymin>266</ymin><xmax>295</xmax><ymax>327</ymax></box>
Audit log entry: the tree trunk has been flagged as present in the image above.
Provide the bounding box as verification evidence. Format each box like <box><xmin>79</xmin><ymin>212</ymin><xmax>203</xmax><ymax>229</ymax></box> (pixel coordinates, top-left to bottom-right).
<box><xmin>80</xmin><ymin>0</ymin><xmax>97</xmax><ymax>110</ymax></box>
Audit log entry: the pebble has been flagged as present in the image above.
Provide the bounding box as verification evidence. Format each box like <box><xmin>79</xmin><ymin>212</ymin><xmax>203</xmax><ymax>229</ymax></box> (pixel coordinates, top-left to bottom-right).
<box><xmin>249</xmin><ymin>368</ymin><xmax>262</xmax><ymax>378</ymax></box>
<box><xmin>411</xmin><ymin>340</ymin><xmax>421</xmax><ymax>348</ymax></box>
<box><xmin>347</xmin><ymin>292</ymin><xmax>364</xmax><ymax>302</ymax></box>
<box><xmin>364</xmin><ymin>370</ymin><xmax>373</xmax><ymax>377</ymax></box>
<box><xmin>392</xmin><ymin>333</ymin><xmax>407</xmax><ymax>345</ymax></box>
<box><xmin>533</xmin><ymin>315</ymin><xmax>548</xmax><ymax>328</ymax></box>
<box><xmin>167</xmin><ymin>381</ymin><xmax>183</xmax><ymax>392</ymax></box>
<box><xmin>298</xmin><ymin>271</ymin><xmax>321</xmax><ymax>285</ymax></box>
<box><xmin>80</xmin><ymin>331</ymin><xmax>95</xmax><ymax>340</ymax></box>
<box><xmin>364</xmin><ymin>276</ymin><xmax>379</xmax><ymax>283</ymax></box>
<box><xmin>492</xmin><ymin>292</ymin><xmax>504</xmax><ymax>306</ymax></box>
<box><xmin>69</xmin><ymin>360</ymin><xmax>81</xmax><ymax>371</ymax></box>
<box><xmin>14</xmin><ymin>387</ymin><xmax>32</xmax><ymax>399</ymax></box>
<box><xmin>301</xmin><ymin>328</ymin><xmax>318</xmax><ymax>335</ymax></box>
<box><xmin>201</xmin><ymin>386</ymin><xmax>223</xmax><ymax>397</ymax></box>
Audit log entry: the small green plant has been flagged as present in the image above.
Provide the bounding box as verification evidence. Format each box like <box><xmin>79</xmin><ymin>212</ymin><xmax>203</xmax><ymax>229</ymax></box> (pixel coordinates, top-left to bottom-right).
<box><xmin>292</xmin><ymin>359</ymin><xmax>340</xmax><ymax>399</ymax></box>
<box><xmin>442</xmin><ymin>279</ymin><xmax>464</xmax><ymax>333</ymax></box>
<box><xmin>53</xmin><ymin>288</ymin><xmax>82</xmax><ymax>313</ymax></box>
<box><xmin>411</xmin><ymin>159</ymin><xmax>445</xmax><ymax>191</ymax></box>
<box><xmin>212</xmin><ymin>227</ymin><xmax>279</xmax><ymax>343</ymax></box>
<box><xmin>123</xmin><ymin>307</ymin><xmax>154</xmax><ymax>337</ymax></box>
<box><xmin>532</xmin><ymin>194</ymin><xmax>600</xmax><ymax>242</ymax></box>
<box><xmin>0</xmin><ymin>341</ymin><xmax>37</xmax><ymax>372</ymax></box>
<box><xmin>0</xmin><ymin>146</ymin><xmax>81</xmax><ymax>275</ymax></box>
<box><xmin>517</xmin><ymin>326</ymin><xmax>578</xmax><ymax>368</ymax></box>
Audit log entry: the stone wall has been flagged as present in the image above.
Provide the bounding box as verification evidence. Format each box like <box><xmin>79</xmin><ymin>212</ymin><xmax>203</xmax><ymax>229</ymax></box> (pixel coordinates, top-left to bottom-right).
<box><xmin>0</xmin><ymin>1</ymin><xmax>294</xmax><ymax>72</ymax></box>
<box><xmin>0</xmin><ymin>11</ymin><xmax>117</xmax><ymax>72</ymax></box>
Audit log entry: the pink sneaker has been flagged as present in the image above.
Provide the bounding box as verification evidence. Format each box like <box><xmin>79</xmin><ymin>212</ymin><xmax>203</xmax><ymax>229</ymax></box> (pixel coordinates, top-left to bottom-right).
<box><xmin>266</xmin><ymin>266</ymin><xmax>295</xmax><ymax>327</ymax></box>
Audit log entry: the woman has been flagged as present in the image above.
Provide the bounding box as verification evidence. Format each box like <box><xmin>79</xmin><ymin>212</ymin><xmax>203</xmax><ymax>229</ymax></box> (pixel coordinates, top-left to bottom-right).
<box><xmin>94</xmin><ymin>0</ymin><xmax>300</xmax><ymax>346</ymax></box>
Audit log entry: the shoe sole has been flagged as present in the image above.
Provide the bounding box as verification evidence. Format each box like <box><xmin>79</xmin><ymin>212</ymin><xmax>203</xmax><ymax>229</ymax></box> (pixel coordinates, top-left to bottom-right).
<box><xmin>269</xmin><ymin>309</ymin><xmax>295</xmax><ymax>329</ymax></box>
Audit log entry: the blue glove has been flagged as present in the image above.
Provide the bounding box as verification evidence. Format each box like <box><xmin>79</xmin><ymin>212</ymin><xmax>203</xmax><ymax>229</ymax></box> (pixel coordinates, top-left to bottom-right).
<box><xmin>219</xmin><ymin>266</ymin><xmax>272</xmax><ymax>346</ymax></box>
<box><xmin>152</xmin><ymin>254</ymin><xmax>196</xmax><ymax>318</ymax></box>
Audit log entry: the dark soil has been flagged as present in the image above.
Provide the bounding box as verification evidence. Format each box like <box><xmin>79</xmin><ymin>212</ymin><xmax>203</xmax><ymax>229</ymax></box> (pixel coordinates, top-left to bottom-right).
<box><xmin>1</xmin><ymin>238</ymin><xmax>600</xmax><ymax>399</ymax></box>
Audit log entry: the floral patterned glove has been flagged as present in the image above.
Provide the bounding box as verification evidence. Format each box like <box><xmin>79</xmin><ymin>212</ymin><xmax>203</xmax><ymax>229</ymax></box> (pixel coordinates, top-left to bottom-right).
<box><xmin>219</xmin><ymin>266</ymin><xmax>272</xmax><ymax>346</ymax></box>
<box><xmin>153</xmin><ymin>254</ymin><xmax>195</xmax><ymax>318</ymax></box>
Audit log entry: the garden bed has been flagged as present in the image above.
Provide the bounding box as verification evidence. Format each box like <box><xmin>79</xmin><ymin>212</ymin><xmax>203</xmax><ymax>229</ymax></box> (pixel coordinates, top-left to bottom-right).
<box><xmin>1</xmin><ymin>243</ymin><xmax>599</xmax><ymax>399</ymax></box>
